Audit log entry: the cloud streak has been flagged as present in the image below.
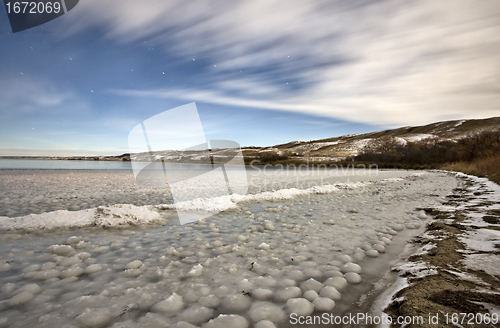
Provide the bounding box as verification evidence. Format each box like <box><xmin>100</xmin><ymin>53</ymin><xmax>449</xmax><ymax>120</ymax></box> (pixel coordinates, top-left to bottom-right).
<box><xmin>62</xmin><ymin>0</ymin><xmax>500</xmax><ymax>125</ymax></box>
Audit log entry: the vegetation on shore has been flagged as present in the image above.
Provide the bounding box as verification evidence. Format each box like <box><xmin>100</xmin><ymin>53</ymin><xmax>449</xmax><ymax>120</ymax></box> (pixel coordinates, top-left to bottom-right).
<box><xmin>352</xmin><ymin>131</ymin><xmax>500</xmax><ymax>184</ymax></box>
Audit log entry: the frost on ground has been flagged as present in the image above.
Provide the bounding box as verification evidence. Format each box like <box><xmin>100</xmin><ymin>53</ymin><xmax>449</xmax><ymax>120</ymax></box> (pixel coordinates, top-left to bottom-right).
<box><xmin>0</xmin><ymin>170</ymin><xmax>459</xmax><ymax>327</ymax></box>
<box><xmin>382</xmin><ymin>172</ymin><xmax>500</xmax><ymax>326</ymax></box>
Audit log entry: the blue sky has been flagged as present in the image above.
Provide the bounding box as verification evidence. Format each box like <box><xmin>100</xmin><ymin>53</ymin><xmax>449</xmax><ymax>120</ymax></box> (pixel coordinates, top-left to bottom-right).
<box><xmin>1</xmin><ymin>0</ymin><xmax>499</xmax><ymax>156</ymax></box>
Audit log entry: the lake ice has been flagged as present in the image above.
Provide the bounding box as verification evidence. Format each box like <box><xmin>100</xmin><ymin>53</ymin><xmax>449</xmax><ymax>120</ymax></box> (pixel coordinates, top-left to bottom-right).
<box><xmin>0</xmin><ymin>167</ymin><xmax>459</xmax><ymax>327</ymax></box>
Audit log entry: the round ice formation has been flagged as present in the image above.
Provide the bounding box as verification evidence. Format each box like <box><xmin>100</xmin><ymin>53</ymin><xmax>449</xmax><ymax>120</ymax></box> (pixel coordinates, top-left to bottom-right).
<box><xmin>173</xmin><ymin>322</ymin><xmax>198</xmax><ymax>328</ymax></box>
<box><xmin>9</xmin><ymin>291</ymin><xmax>35</xmax><ymax>306</ymax></box>
<box><xmin>303</xmin><ymin>290</ymin><xmax>319</xmax><ymax>302</ymax></box>
<box><xmin>353</xmin><ymin>252</ymin><xmax>365</xmax><ymax>261</ymax></box>
<box><xmin>254</xmin><ymin>320</ymin><xmax>277</xmax><ymax>328</ymax></box>
<box><xmin>187</xmin><ymin>264</ymin><xmax>203</xmax><ymax>277</ymax></box>
<box><xmin>253</xmin><ymin>277</ymin><xmax>277</xmax><ymax>288</ymax></box>
<box><xmin>61</xmin><ymin>267</ymin><xmax>84</xmax><ymax>279</ymax></box>
<box><xmin>178</xmin><ymin>305</ymin><xmax>214</xmax><ymax>325</ymax></box>
<box><xmin>344</xmin><ymin>272</ymin><xmax>362</xmax><ymax>284</ymax></box>
<box><xmin>125</xmin><ymin>260</ymin><xmax>143</xmax><ymax>269</ymax></box>
<box><xmin>319</xmin><ymin>286</ymin><xmax>341</xmax><ymax>300</ymax></box>
<box><xmin>324</xmin><ymin>276</ymin><xmax>348</xmax><ymax>290</ymax></box>
<box><xmin>276</xmin><ymin>287</ymin><xmax>302</xmax><ymax>301</ymax></box>
<box><xmin>365</xmin><ymin>250</ymin><xmax>379</xmax><ymax>257</ymax></box>
<box><xmin>23</xmin><ymin>264</ymin><xmax>41</xmax><ymax>273</ymax></box>
<box><xmin>33</xmin><ymin>269</ymin><xmax>59</xmax><ymax>281</ymax></box>
<box><xmin>59</xmin><ymin>256</ymin><xmax>82</xmax><ymax>267</ymax></box>
<box><xmin>313</xmin><ymin>297</ymin><xmax>335</xmax><ymax>311</ymax></box>
<box><xmin>75</xmin><ymin>308</ymin><xmax>112</xmax><ymax>327</ymax></box>
<box><xmin>248</xmin><ymin>302</ymin><xmax>286</xmax><ymax>323</ymax></box>
<box><xmin>262</xmin><ymin>220</ymin><xmax>275</xmax><ymax>231</ymax></box>
<box><xmin>46</xmin><ymin>245</ymin><xmax>73</xmax><ymax>256</ymax></box>
<box><xmin>1</xmin><ymin>283</ymin><xmax>16</xmax><ymax>294</ymax></box>
<box><xmin>41</xmin><ymin>262</ymin><xmax>56</xmax><ymax>271</ymax></box>
<box><xmin>389</xmin><ymin>223</ymin><xmax>404</xmax><ymax>231</ymax></box>
<box><xmin>286</xmin><ymin>298</ymin><xmax>314</xmax><ymax>316</ymax></box>
<box><xmin>340</xmin><ymin>262</ymin><xmax>362</xmax><ymax>274</ymax></box>
<box><xmin>258</xmin><ymin>243</ymin><xmax>270</xmax><ymax>251</ymax></box>
<box><xmin>252</xmin><ymin>288</ymin><xmax>273</xmax><ymax>300</ymax></box>
<box><xmin>204</xmin><ymin>314</ymin><xmax>249</xmax><ymax>328</ymax></box>
<box><xmin>84</xmin><ymin>264</ymin><xmax>102</xmax><ymax>274</ymax></box>
<box><xmin>77</xmin><ymin>252</ymin><xmax>91</xmax><ymax>260</ymax></box>
<box><xmin>280</xmin><ymin>279</ymin><xmax>296</xmax><ymax>287</ymax></box>
<box><xmin>17</xmin><ymin>284</ymin><xmax>41</xmax><ymax>294</ymax></box>
<box><xmin>417</xmin><ymin>210</ymin><xmax>427</xmax><ymax>220</ymax></box>
<box><xmin>222</xmin><ymin>294</ymin><xmax>251</xmax><ymax>312</ymax></box>
<box><xmin>66</xmin><ymin>236</ymin><xmax>83</xmax><ymax>245</ymax></box>
<box><xmin>380</xmin><ymin>237</ymin><xmax>392</xmax><ymax>244</ymax></box>
<box><xmin>237</xmin><ymin>279</ymin><xmax>253</xmax><ymax>293</ymax></box>
<box><xmin>288</xmin><ymin>270</ymin><xmax>304</xmax><ymax>280</ymax></box>
<box><xmin>199</xmin><ymin>294</ymin><xmax>220</xmax><ymax>308</ymax></box>
<box><xmin>337</xmin><ymin>255</ymin><xmax>352</xmax><ymax>263</ymax></box>
<box><xmin>122</xmin><ymin>268</ymin><xmax>141</xmax><ymax>277</ymax></box>
<box><xmin>300</xmin><ymin>278</ymin><xmax>323</xmax><ymax>293</ymax></box>
<box><xmin>361</xmin><ymin>244</ymin><xmax>372</xmax><ymax>251</ymax></box>
<box><xmin>372</xmin><ymin>244</ymin><xmax>386</xmax><ymax>253</ymax></box>
<box><xmin>151</xmin><ymin>293</ymin><xmax>184</xmax><ymax>317</ymax></box>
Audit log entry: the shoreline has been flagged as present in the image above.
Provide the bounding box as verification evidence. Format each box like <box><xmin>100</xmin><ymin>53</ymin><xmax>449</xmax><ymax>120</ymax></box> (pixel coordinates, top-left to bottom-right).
<box><xmin>376</xmin><ymin>172</ymin><xmax>500</xmax><ymax>328</ymax></box>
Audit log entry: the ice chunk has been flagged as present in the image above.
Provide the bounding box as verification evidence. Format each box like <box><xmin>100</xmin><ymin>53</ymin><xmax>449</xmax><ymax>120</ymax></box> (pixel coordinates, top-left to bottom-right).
<box><xmin>300</xmin><ymin>278</ymin><xmax>323</xmax><ymax>293</ymax></box>
<box><xmin>303</xmin><ymin>290</ymin><xmax>319</xmax><ymax>302</ymax></box>
<box><xmin>186</xmin><ymin>264</ymin><xmax>203</xmax><ymax>277</ymax></box>
<box><xmin>372</xmin><ymin>244</ymin><xmax>386</xmax><ymax>253</ymax></box>
<box><xmin>222</xmin><ymin>294</ymin><xmax>251</xmax><ymax>312</ymax></box>
<box><xmin>237</xmin><ymin>279</ymin><xmax>253</xmax><ymax>293</ymax></box>
<box><xmin>84</xmin><ymin>264</ymin><xmax>102</xmax><ymax>274</ymax></box>
<box><xmin>173</xmin><ymin>322</ymin><xmax>198</xmax><ymax>328</ymax></box>
<box><xmin>16</xmin><ymin>284</ymin><xmax>41</xmax><ymax>295</ymax></box>
<box><xmin>344</xmin><ymin>272</ymin><xmax>362</xmax><ymax>284</ymax></box>
<box><xmin>365</xmin><ymin>250</ymin><xmax>379</xmax><ymax>257</ymax></box>
<box><xmin>178</xmin><ymin>305</ymin><xmax>213</xmax><ymax>325</ymax></box>
<box><xmin>9</xmin><ymin>291</ymin><xmax>34</xmax><ymax>306</ymax></box>
<box><xmin>46</xmin><ymin>244</ymin><xmax>74</xmax><ymax>256</ymax></box>
<box><xmin>33</xmin><ymin>269</ymin><xmax>59</xmax><ymax>281</ymax></box>
<box><xmin>319</xmin><ymin>286</ymin><xmax>341</xmax><ymax>300</ymax></box>
<box><xmin>276</xmin><ymin>287</ymin><xmax>302</xmax><ymax>301</ymax></box>
<box><xmin>324</xmin><ymin>277</ymin><xmax>348</xmax><ymax>290</ymax></box>
<box><xmin>313</xmin><ymin>297</ymin><xmax>335</xmax><ymax>311</ymax></box>
<box><xmin>340</xmin><ymin>262</ymin><xmax>362</xmax><ymax>274</ymax></box>
<box><xmin>254</xmin><ymin>320</ymin><xmax>277</xmax><ymax>328</ymax></box>
<box><xmin>151</xmin><ymin>293</ymin><xmax>184</xmax><ymax>317</ymax></box>
<box><xmin>23</xmin><ymin>264</ymin><xmax>41</xmax><ymax>273</ymax></box>
<box><xmin>417</xmin><ymin>210</ymin><xmax>427</xmax><ymax>220</ymax></box>
<box><xmin>286</xmin><ymin>298</ymin><xmax>314</xmax><ymax>316</ymax></box>
<box><xmin>252</xmin><ymin>288</ymin><xmax>273</xmax><ymax>300</ymax></box>
<box><xmin>204</xmin><ymin>314</ymin><xmax>249</xmax><ymax>328</ymax></box>
<box><xmin>198</xmin><ymin>294</ymin><xmax>220</xmax><ymax>308</ymax></box>
<box><xmin>75</xmin><ymin>308</ymin><xmax>112</xmax><ymax>327</ymax></box>
<box><xmin>337</xmin><ymin>254</ymin><xmax>352</xmax><ymax>263</ymax></box>
<box><xmin>125</xmin><ymin>260</ymin><xmax>143</xmax><ymax>269</ymax></box>
<box><xmin>41</xmin><ymin>262</ymin><xmax>56</xmax><ymax>271</ymax></box>
<box><xmin>248</xmin><ymin>302</ymin><xmax>286</xmax><ymax>323</ymax></box>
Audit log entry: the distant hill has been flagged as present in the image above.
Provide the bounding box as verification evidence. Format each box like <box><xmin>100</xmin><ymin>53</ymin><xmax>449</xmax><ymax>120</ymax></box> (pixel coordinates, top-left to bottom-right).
<box><xmin>242</xmin><ymin>116</ymin><xmax>500</xmax><ymax>163</ymax></box>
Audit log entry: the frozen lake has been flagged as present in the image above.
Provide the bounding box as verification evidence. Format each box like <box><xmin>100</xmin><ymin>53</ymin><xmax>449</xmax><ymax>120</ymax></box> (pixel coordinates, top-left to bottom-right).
<box><xmin>0</xmin><ymin>165</ymin><xmax>459</xmax><ymax>327</ymax></box>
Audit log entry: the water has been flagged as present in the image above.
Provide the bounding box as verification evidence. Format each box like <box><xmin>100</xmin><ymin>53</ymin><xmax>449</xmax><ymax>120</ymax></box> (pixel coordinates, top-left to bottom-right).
<box><xmin>0</xmin><ymin>159</ymin><xmax>132</xmax><ymax>170</ymax></box>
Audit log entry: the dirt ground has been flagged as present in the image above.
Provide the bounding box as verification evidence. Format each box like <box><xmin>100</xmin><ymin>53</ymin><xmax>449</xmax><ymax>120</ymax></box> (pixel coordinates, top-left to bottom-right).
<box><xmin>385</xmin><ymin>180</ymin><xmax>500</xmax><ymax>327</ymax></box>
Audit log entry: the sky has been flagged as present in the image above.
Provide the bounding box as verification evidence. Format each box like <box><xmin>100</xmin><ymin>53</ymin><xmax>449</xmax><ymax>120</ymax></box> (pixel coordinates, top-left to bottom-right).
<box><xmin>0</xmin><ymin>0</ymin><xmax>499</xmax><ymax>156</ymax></box>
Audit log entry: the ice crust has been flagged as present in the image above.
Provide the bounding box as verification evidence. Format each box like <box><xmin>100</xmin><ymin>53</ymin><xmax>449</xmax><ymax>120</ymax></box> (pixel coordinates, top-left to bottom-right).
<box><xmin>0</xmin><ymin>170</ymin><xmax>460</xmax><ymax>327</ymax></box>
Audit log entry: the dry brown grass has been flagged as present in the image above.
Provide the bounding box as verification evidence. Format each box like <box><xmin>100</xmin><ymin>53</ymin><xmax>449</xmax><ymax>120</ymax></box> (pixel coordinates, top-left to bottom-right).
<box><xmin>442</xmin><ymin>154</ymin><xmax>500</xmax><ymax>185</ymax></box>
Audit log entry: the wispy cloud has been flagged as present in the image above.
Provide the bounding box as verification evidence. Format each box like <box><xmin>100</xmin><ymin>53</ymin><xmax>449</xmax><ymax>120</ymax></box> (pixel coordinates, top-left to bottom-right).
<box><xmin>60</xmin><ymin>0</ymin><xmax>500</xmax><ymax>125</ymax></box>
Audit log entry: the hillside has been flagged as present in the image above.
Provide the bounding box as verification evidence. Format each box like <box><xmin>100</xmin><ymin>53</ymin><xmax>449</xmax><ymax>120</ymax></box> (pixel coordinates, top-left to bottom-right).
<box><xmin>242</xmin><ymin>116</ymin><xmax>500</xmax><ymax>163</ymax></box>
